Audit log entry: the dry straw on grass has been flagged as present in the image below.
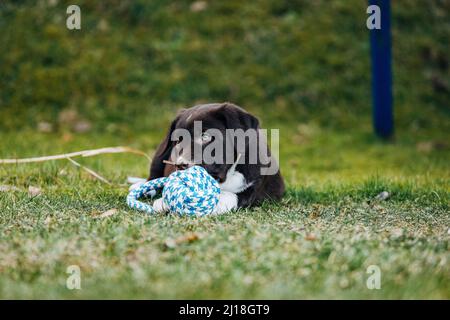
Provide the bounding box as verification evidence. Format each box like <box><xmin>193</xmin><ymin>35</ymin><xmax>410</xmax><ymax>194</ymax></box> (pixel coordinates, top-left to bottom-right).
<box><xmin>0</xmin><ymin>146</ymin><xmax>151</xmax><ymax>185</ymax></box>
<box><xmin>0</xmin><ymin>146</ymin><xmax>151</xmax><ymax>164</ymax></box>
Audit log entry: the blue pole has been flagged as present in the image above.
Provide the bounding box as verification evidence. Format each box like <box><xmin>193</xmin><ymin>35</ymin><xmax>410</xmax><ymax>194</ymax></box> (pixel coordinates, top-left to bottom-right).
<box><xmin>369</xmin><ymin>0</ymin><xmax>393</xmax><ymax>138</ymax></box>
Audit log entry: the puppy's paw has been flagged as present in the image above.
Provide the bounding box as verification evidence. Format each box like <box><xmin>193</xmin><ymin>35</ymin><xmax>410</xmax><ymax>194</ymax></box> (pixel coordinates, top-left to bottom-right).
<box><xmin>212</xmin><ymin>191</ymin><xmax>238</xmax><ymax>215</ymax></box>
<box><xmin>220</xmin><ymin>170</ymin><xmax>251</xmax><ymax>193</ymax></box>
<box><xmin>153</xmin><ymin>198</ymin><xmax>168</xmax><ymax>213</ymax></box>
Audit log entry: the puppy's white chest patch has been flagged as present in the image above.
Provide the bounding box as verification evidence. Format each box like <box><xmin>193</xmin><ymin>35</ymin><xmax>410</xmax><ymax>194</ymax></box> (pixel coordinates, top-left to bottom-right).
<box><xmin>220</xmin><ymin>169</ymin><xmax>251</xmax><ymax>194</ymax></box>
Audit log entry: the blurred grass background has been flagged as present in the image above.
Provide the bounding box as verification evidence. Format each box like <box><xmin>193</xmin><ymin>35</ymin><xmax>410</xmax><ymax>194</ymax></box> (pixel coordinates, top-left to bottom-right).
<box><xmin>0</xmin><ymin>0</ymin><xmax>448</xmax><ymax>186</ymax></box>
<box><xmin>1</xmin><ymin>0</ymin><xmax>448</xmax><ymax>131</ymax></box>
<box><xmin>0</xmin><ymin>0</ymin><xmax>449</xmax><ymax>299</ymax></box>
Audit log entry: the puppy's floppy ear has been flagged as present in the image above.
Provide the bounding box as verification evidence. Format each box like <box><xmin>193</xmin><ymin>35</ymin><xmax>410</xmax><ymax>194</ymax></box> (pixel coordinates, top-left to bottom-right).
<box><xmin>219</xmin><ymin>102</ymin><xmax>260</xmax><ymax>130</ymax></box>
<box><xmin>148</xmin><ymin>110</ymin><xmax>185</xmax><ymax>179</ymax></box>
<box><xmin>239</xmin><ymin>109</ymin><xmax>260</xmax><ymax>130</ymax></box>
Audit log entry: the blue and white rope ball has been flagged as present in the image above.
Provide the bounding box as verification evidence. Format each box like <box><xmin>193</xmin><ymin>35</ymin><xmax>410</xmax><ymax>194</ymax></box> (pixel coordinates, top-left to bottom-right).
<box><xmin>127</xmin><ymin>166</ymin><xmax>220</xmax><ymax>216</ymax></box>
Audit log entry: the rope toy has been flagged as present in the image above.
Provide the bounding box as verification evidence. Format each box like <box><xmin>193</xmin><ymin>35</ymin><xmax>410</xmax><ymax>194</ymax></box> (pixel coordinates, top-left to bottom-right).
<box><xmin>127</xmin><ymin>165</ymin><xmax>220</xmax><ymax>216</ymax></box>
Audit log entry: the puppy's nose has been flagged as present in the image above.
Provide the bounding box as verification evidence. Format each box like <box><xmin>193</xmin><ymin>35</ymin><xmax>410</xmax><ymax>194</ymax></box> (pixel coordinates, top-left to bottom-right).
<box><xmin>176</xmin><ymin>163</ymin><xmax>188</xmax><ymax>170</ymax></box>
<box><xmin>175</xmin><ymin>157</ymin><xmax>191</xmax><ymax>170</ymax></box>
<box><xmin>210</xmin><ymin>171</ymin><xmax>226</xmax><ymax>183</ymax></box>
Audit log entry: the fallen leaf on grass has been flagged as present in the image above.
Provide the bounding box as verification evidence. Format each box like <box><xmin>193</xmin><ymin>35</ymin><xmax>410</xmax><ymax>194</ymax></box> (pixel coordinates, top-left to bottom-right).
<box><xmin>62</xmin><ymin>132</ymin><xmax>73</xmax><ymax>142</ymax></box>
<box><xmin>94</xmin><ymin>208</ymin><xmax>118</xmax><ymax>219</ymax></box>
<box><xmin>58</xmin><ymin>109</ymin><xmax>78</xmax><ymax>126</ymax></box>
<box><xmin>58</xmin><ymin>109</ymin><xmax>92</xmax><ymax>133</ymax></box>
<box><xmin>1</xmin><ymin>185</ymin><xmax>42</xmax><ymax>197</ymax></box>
<box><xmin>28</xmin><ymin>186</ymin><xmax>42</xmax><ymax>197</ymax></box>
<box><xmin>73</xmin><ymin>120</ymin><xmax>92</xmax><ymax>133</ymax></box>
<box><xmin>190</xmin><ymin>1</ymin><xmax>207</xmax><ymax>12</ymax></box>
<box><xmin>37</xmin><ymin>121</ymin><xmax>53</xmax><ymax>133</ymax></box>
<box><xmin>0</xmin><ymin>185</ymin><xmax>20</xmax><ymax>192</ymax></box>
<box><xmin>164</xmin><ymin>233</ymin><xmax>201</xmax><ymax>249</ymax></box>
<box><xmin>164</xmin><ymin>238</ymin><xmax>177</xmax><ymax>249</ymax></box>
<box><xmin>417</xmin><ymin>140</ymin><xmax>448</xmax><ymax>153</ymax></box>
<box><xmin>390</xmin><ymin>228</ymin><xmax>404</xmax><ymax>239</ymax></box>
<box><xmin>375</xmin><ymin>191</ymin><xmax>390</xmax><ymax>201</ymax></box>
<box><xmin>305</xmin><ymin>233</ymin><xmax>317</xmax><ymax>241</ymax></box>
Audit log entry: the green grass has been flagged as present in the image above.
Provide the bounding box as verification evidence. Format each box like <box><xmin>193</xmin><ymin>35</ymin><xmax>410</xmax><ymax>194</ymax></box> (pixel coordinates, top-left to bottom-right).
<box><xmin>0</xmin><ymin>124</ymin><xmax>448</xmax><ymax>299</ymax></box>
<box><xmin>0</xmin><ymin>1</ymin><xmax>449</xmax><ymax>299</ymax></box>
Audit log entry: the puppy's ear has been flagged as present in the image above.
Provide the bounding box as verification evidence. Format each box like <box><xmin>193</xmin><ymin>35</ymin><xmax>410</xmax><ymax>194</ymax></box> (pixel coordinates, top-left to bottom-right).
<box><xmin>219</xmin><ymin>103</ymin><xmax>260</xmax><ymax>130</ymax></box>
<box><xmin>239</xmin><ymin>110</ymin><xmax>260</xmax><ymax>130</ymax></box>
<box><xmin>148</xmin><ymin>110</ymin><xmax>185</xmax><ymax>179</ymax></box>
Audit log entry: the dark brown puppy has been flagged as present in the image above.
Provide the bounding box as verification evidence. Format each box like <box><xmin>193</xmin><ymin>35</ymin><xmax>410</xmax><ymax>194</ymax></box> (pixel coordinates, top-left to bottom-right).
<box><xmin>148</xmin><ymin>102</ymin><xmax>285</xmax><ymax>207</ymax></box>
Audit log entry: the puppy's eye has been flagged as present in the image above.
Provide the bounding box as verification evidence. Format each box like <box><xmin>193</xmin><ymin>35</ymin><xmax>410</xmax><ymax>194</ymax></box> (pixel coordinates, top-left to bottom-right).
<box><xmin>173</xmin><ymin>136</ymin><xmax>183</xmax><ymax>145</ymax></box>
<box><xmin>201</xmin><ymin>132</ymin><xmax>212</xmax><ymax>143</ymax></box>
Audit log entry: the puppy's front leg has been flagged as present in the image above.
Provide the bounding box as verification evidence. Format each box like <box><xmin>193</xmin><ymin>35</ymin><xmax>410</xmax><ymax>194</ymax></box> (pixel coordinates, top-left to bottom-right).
<box><xmin>212</xmin><ymin>191</ymin><xmax>238</xmax><ymax>215</ymax></box>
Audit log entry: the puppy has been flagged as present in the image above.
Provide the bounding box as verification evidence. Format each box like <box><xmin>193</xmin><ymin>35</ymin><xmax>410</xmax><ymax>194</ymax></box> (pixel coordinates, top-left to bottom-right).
<box><xmin>144</xmin><ymin>102</ymin><xmax>285</xmax><ymax>214</ymax></box>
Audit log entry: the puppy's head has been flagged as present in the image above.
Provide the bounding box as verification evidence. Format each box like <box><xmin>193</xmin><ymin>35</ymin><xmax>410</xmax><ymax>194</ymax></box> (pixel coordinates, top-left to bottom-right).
<box><xmin>153</xmin><ymin>102</ymin><xmax>260</xmax><ymax>182</ymax></box>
